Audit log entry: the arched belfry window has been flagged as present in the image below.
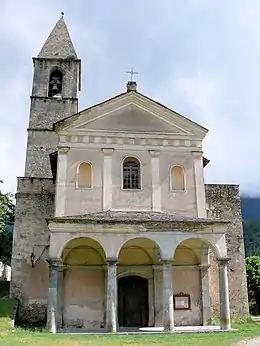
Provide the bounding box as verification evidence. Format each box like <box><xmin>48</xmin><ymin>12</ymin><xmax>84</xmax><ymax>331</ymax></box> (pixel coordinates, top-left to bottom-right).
<box><xmin>48</xmin><ymin>70</ymin><xmax>63</xmax><ymax>97</ymax></box>
<box><xmin>123</xmin><ymin>157</ymin><xmax>141</xmax><ymax>189</ymax></box>
<box><xmin>170</xmin><ymin>165</ymin><xmax>185</xmax><ymax>191</ymax></box>
<box><xmin>76</xmin><ymin>162</ymin><xmax>92</xmax><ymax>189</ymax></box>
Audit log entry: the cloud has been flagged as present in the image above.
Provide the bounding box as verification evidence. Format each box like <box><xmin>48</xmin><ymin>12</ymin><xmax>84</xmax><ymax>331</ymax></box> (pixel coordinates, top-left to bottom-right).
<box><xmin>0</xmin><ymin>0</ymin><xmax>260</xmax><ymax>196</ymax></box>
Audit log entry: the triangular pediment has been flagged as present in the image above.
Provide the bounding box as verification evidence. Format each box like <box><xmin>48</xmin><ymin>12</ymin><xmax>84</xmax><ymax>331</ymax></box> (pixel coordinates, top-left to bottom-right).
<box><xmin>55</xmin><ymin>91</ymin><xmax>208</xmax><ymax>138</ymax></box>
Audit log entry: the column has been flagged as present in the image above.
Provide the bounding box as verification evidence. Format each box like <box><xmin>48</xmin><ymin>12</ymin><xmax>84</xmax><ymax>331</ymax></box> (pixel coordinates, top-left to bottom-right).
<box><xmin>218</xmin><ymin>258</ymin><xmax>231</xmax><ymax>330</ymax></box>
<box><xmin>102</xmin><ymin>148</ymin><xmax>114</xmax><ymax>211</ymax></box>
<box><xmin>149</xmin><ymin>150</ymin><xmax>161</xmax><ymax>212</ymax></box>
<box><xmin>191</xmin><ymin>151</ymin><xmax>206</xmax><ymax>218</ymax></box>
<box><xmin>162</xmin><ymin>260</ymin><xmax>174</xmax><ymax>332</ymax></box>
<box><xmin>46</xmin><ymin>258</ymin><xmax>61</xmax><ymax>333</ymax></box>
<box><xmin>55</xmin><ymin>146</ymin><xmax>70</xmax><ymax>217</ymax></box>
<box><xmin>153</xmin><ymin>265</ymin><xmax>164</xmax><ymax>327</ymax></box>
<box><xmin>199</xmin><ymin>265</ymin><xmax>212</xmax><ymax>325</ymax></box>
<box><xmin>106</xmin><ymin>258</ymin><xmax>118</xmax><ymax>333</ymax></box>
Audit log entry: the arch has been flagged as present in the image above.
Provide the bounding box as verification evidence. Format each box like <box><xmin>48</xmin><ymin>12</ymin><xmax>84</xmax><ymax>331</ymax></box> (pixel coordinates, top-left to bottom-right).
<box><xmin>60</xmin><ymin>237</ymin><xmax>106</xmax><ymax>265</ymax></box>
<box><xmin>173</xmin><ymin>236</ymin><xmax>221</xmax><ymax>261</ymax></box>
<box><xmin>117</xmin><ymin>237</ymin><xmax>162</xmax><ymax>265</ymax></box>
<box><xmin>76</xmin><ymin>162</ymin><xmax>93</xmax><ymax>189</ymax></box>
<box><xmin>122</xmin><ymin>156</ymin><xmax>141</xmax><ymax>189</ymax></box>
<box><xmin>170</xmin><ymin>165</ymin><xmax>185</xmax><ymax>191</ymax></box>
<box><xmin>48</xmin><ymin>69</ymin><xmax>63</xmax><ymax>97</ymax></box>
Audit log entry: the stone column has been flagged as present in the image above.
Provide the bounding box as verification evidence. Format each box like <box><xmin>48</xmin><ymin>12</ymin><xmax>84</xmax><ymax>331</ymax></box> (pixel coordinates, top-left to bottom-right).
<box><xmin>218</xmin><ymin>258</ymin><xmax>231</xmax><ymax>330</ymax></box>
<box><xmin>199</xmin><ymin>265</ymin><xmax>212</xmax><ymax>325</ymax></box>
<box><xmin>191</xmin><ymin>151</ymin><xmax>206</xmax><ymax>218</ymax></box>
<box><xmin>149</xmin><ymin>150</ymin><xmax>161</xmax><ymax>212</ymax></box>
<box><xmin>162</xmin><ymin>260</ymin><xmax>174</xmax><ymax>332</ymax></box>
<box><xmin>46</xmin><ymin>258</ymin><xmax>62</xmax><ymax>333</ymax></box>
<box><xmin>55</xmin><ymin>146</ymin><xmax>70</xmax><ymax>217</ymax></box>
<box><xmin>153</xmin><ymin>265</ymin><xmax>164</xmax><ymax>327</ymax></box>
<box><xmin>102</xmin><ymin>148</ymin><xmax>114</xmax><ymax>211</ymax></box>
<box><xmin>106</xmin><ymin>258</ymin><xmax>118</xmax><ymax>333</ymax></box>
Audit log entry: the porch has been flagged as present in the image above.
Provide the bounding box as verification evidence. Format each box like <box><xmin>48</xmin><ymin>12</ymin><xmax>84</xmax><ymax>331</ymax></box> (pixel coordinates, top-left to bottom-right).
<box><xmin>46</xmin><ymin>211</ymin><xmax>231</xmax><ymax>333</ymax></box>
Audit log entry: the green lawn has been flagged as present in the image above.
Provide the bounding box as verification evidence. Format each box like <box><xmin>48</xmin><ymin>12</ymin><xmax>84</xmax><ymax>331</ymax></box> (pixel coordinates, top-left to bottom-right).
<box><xmin>0</xmin><ymin>323</ymin><xmax>260</xmax><ymax>346</ymax></box>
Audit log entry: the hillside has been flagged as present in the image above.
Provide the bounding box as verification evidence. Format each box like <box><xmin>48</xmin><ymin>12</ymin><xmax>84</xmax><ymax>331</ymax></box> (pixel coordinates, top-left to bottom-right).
<box><xmin>241</xmin><ymin>196</ymin><xmax>260</xmax><ymax>221</ymax></box>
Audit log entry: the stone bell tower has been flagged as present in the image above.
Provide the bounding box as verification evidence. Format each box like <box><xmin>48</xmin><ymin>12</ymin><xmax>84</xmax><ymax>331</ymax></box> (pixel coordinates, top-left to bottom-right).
<box><xmin>25</xmin><ymin>14</ymin><xmax>81</xmax><ymax>178</ymax></box>
<box><xmin>10</xmin><ymin>15</ymin><xmax>81</xmax><ymax>324</ymax></box>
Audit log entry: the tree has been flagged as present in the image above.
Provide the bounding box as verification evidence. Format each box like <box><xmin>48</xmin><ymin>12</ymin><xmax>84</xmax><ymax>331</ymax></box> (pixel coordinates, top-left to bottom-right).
<box><xmin>0</xmin><ymin>181</ymin><xmax>15</xmax><ymax>265</ymax></box>
<box><xmin>246</xmin><ymin>256</ymin><xmax>260</xmax><ymax>315</ymax></box>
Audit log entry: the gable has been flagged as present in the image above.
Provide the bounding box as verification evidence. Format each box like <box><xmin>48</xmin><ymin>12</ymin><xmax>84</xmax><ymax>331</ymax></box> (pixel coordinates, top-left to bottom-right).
<box><xmin>75</xmin><ymin>104</ymin><xmax>190</xmax><ymax>134</ymax></box>
<box><xmin>55</xmin><ymin>91</ymin><xmax>208</xmax><ymax>138</ymax></box>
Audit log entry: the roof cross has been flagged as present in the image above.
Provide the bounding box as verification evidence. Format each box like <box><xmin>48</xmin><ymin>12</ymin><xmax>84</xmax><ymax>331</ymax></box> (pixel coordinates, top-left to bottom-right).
<box><xmin>126</xmin><ymin>68</ymin><xmax>138</xmax><ymax>82</ymax></box>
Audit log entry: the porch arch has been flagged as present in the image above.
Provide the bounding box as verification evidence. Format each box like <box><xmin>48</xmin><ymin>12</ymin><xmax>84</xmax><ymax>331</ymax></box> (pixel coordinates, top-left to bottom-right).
<box><xmin>116</xmin><ymin>236</ymin><xmax>162</xmax><ymax>263</ymax></box>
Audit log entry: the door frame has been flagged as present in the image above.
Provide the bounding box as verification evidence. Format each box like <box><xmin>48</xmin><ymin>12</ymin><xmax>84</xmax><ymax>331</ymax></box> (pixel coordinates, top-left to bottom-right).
<box><xmin>117</xmin><ymin>271</ymin><xmax>154</xmax><ymax>327</ymax></box>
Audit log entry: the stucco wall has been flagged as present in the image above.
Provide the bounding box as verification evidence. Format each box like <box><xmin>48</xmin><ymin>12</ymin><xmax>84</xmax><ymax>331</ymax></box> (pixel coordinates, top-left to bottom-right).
<box><xmin>63</xmin><ymin>147</ymin><xmax>197</xmax><ymax>216</ymax></box>
<box><xmin>63</xmin><ymin>268</ymin><xmax>105</xmax><ymax>329</ymax></box>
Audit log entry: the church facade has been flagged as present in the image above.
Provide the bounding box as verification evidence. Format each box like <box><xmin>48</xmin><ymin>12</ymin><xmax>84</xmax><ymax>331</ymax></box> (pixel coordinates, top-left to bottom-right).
<box><xmin>10</xmin><ymin>16</ymin><xmax>249</xmax><ymax>333</ymax></box>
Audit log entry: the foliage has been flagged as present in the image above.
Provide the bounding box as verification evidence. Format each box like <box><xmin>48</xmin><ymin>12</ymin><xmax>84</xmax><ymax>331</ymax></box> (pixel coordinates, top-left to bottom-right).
<box><xmin>246</xmin><ymin>256</ymin><xmax>260</xmax><ymax>315</ymax></box>
<box><xmin>0</xmin><ymin>181</ymin><xmax>14</xmax><ymax>265</ymax></box>
<box><xmin>243</xmin><ymin>220</ymin><xmax>260</xmax><ymax>257</ymax></box>
<box><xmin>0</xmin><ymin>299</ymin><xmax>18</xmax><ymax>331</ymax></box>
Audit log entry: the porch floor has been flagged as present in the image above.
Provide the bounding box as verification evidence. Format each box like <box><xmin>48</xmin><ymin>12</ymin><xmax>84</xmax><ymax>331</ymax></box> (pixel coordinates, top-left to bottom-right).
<box><xmin>60</xmin><ymin>326</ymin><xmax>238</xmax><ymax>334</ymax></box>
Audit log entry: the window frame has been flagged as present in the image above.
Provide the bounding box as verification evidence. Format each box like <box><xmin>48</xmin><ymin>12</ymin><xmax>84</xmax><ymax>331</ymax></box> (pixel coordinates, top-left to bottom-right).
<box><xmin>75</xmin><ymin>161</ymin><xmax>93</xmax><ymax>190</ymax></box>
<box><xmin>121</xmin><ymin>156</ymin><xmax>142</xmax><ymax>191</ymax></box>
<box><xmin>169</xmin><ymin>164</ymin><xmax>186</xmax><ymax>192</ymax></box>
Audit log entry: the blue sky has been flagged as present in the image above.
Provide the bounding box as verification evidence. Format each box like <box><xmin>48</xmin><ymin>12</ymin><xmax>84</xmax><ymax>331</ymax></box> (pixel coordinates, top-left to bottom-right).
<box><xmin>0</xmin><ymin>0</ymin><xmax>259</xmax><ymax>195</ymax></box>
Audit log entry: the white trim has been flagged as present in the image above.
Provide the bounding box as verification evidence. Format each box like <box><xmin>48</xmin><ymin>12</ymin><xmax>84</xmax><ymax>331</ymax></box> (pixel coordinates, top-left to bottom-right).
<box><xmin>169</xmin><ymin>165</ymin><xmax>186</xmax><ymax>192</ymax></box>
<box><xmin>121</xmin><ymin>155</ymin><xmax>143</xmax><ymax>191</ymax></box>
<box><xmin>75</xmin><ymin>161</ymin><xmax>93</xmax><ymax>190</ymax></box>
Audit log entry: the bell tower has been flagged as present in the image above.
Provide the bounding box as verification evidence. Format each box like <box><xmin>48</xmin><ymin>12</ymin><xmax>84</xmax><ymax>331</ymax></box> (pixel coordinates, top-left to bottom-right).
<box><xmin>24</xmin><ymin>14</ymin><xmax>81</xmax><ymax>177</ymax></box>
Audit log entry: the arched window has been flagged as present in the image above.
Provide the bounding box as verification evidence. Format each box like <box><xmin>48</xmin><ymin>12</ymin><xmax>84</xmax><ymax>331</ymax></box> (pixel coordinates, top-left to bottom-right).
<box><xmin>48</xmin><ymin>70</ymin><xmax>63</xmax><ymax>97</ymax></box>
<box><xmin>76</xmin><ymin>162</ymin><xmax>92</xmax><ymax>189</ymax></box>
<box><xmin>170</xmin><ymin>165</ymin><xmax>185</xmax><ymax>191</ymax></box>
<box><xmin>123</xmin><ymin>157</ymin><xmax>141</xmax><ymax>189</ymax></box>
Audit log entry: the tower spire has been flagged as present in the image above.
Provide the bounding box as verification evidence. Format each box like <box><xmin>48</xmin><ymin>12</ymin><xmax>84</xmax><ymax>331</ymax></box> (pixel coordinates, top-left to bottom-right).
<box><xmin>37</xmin><ymin>16</ymin><xmax>77</xmax><ymax>59</ymax></box>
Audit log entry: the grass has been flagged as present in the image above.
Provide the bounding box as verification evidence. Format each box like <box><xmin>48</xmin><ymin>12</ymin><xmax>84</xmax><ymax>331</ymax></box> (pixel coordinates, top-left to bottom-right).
<box><xmin>0</xmin><ymin>323</ymin><xmax>260</xmax><ymax>346</ymax></box>
<box><xmin>0</xmin><ymin>299</ymin><xmax>18</xmax><ymax>331</ymax></box>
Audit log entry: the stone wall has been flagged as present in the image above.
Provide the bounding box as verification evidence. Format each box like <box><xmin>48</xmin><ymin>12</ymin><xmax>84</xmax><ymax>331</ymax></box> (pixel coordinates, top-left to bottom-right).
<box><xmin>205</xmin><ymin>184</ymin><xmax>249</xmax><ymax>319</ymax></box>
<box><xmin>10</xmin><ymin>177</ymin><xmax>55</xmax><ymax>325</ymax></box>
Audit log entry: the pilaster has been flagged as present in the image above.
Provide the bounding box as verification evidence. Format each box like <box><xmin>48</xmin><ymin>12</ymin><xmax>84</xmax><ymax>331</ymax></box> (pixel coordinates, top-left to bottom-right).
<box><xmin>102</xmin><ymin>148</ymin><xmax>114</xmax><ymax>211</ymax></box>
<box><xmin>191</xmin><ymin>151</ymin><xmax>206</xmax><ymax>218</ymax></box>
<box><xmin>149</xmin><ymin>150</ymin><xmax>161</xmax><ymax>212</ymax></box>
<box><xmin>55</xmin><ymin>146</ymin><xmax>70</xmax><ymax>217</ymax></box>
<box><xmin>199</xmin><ymin>264</ymin><xmax>212</xmax><ymax>325</ymax></box>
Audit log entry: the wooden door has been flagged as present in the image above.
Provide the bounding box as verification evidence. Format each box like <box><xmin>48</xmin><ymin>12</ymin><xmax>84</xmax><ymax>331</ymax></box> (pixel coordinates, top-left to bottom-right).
<box><xmin>118</xmin><ymin>275</ymin><xmax>149</xmax><ymax>327</ymax></box>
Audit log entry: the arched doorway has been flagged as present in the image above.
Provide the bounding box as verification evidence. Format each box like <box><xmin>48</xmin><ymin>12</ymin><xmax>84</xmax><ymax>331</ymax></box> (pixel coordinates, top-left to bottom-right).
<box><xmin>118</xmin><ymin>275</ymin><xmax>149</xmax><ymax>327</ymax></box>
<box><xmin>117</xmin><ymin>237</ymin><xmax>162</xmax><ymax>328</ymax></box>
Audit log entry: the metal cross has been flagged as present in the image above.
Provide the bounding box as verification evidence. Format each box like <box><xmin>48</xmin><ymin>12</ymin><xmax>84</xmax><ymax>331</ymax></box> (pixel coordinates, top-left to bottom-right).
<box><xmin>126</xmin><ymin>68</ymin><xmax>138</xmax><ymax>82</ymax></box>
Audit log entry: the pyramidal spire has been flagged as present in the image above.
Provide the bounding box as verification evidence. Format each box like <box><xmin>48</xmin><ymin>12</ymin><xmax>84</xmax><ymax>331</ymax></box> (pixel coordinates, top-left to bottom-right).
<box><xmin>37</xmin><ymin>14</ymin><xmax>77</xmax><ymax>59</ymax></box>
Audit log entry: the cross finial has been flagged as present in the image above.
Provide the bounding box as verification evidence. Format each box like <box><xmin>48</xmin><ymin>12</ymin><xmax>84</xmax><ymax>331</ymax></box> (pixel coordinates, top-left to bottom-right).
<box><xmin>126</xmin><ymin>67</ymin><xmax>138</xmax><ymax>82</ymax></box>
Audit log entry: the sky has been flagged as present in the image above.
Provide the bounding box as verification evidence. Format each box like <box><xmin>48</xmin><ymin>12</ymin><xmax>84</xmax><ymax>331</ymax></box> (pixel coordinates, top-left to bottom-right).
<box><xmin>0</xmin><ymin>0</ymin><xmax>259</xmax><ymax>196</ymax></box>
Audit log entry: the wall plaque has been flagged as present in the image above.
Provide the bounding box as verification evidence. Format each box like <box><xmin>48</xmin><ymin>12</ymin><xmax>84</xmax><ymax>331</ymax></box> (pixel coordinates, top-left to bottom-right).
<box><xmin>173</xmin><ymin>293</ymin><xmax>191</xmax><ymax>310</ymax></box>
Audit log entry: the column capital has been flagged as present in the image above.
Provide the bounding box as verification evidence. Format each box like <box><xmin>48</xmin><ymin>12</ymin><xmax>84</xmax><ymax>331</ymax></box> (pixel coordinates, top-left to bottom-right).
<box><xmin>217</xmin><ymin>257</ymin><xmax>231</xmax><ymax>265</ymax></box>
<box><xmin>191</xmin><ymin>150</ymin><xmax>203</xmax><ymax>159</ymax></box>
<box><xmin>47</xmin><ymin>258</ymin><xmax>63</xmax><ymax>268</ymax></box>
<box><xmin>161</xmin><ymin>259</ymin><xmax>173</xmax><ymax>266</ymax></box>
<box><xmin>106</xmin><ymin>257</ymin><xmax>118</xmax><ymax>265</ymax></box>
<box><xmin>149</xmin><ymin>150</ymin><xmax>160</xmax><ymax>157</ymax></box>
<box><xmin>57</xmin><ymin>146</ymin><xmax>70</xmax><ymax>154</ymax></box>
<box><xmin>102</xmin><ymin>148</ymin><xmax>114</xmax><ymax>156</ymax></box>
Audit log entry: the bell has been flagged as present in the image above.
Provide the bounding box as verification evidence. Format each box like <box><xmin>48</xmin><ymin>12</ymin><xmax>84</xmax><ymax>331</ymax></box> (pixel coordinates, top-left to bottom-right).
<box><xmin>51</xmin><ymin>83</ymin><xmax>60</xmax><ymax>93</ymax></box>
